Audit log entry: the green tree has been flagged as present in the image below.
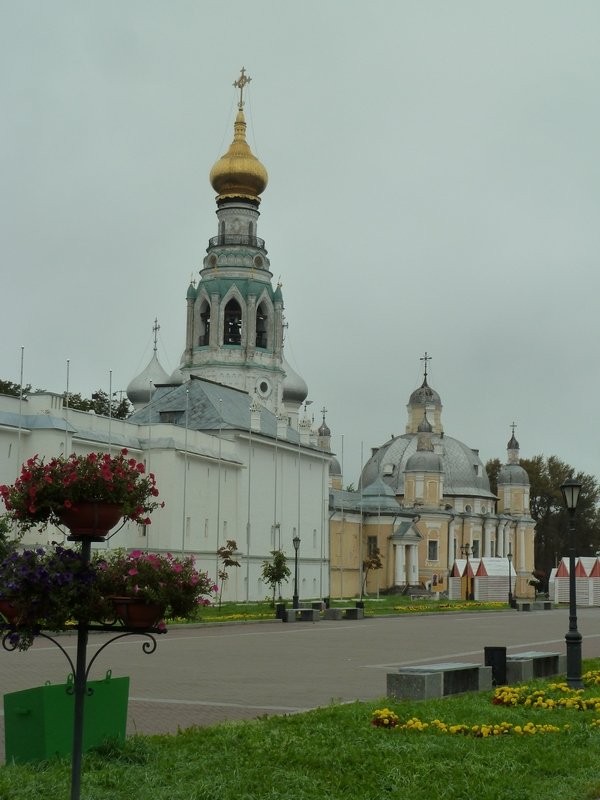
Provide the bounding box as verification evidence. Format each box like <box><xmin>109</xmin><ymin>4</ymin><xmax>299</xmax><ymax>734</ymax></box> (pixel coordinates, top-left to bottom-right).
<box><xmin>216</xmin><ymin>539</ymin><xmax>241</xmax><ymax>611</ymax></box>
<box><xmin>486</xmin><ymin>455</ymin><xmax>600</xmax><ymax>589</ymax></box>
<box><xmin>0</xmin><ymin>380</ymin><xmax>33</xmax><ymax>397</ymax></box>
<box><xmin>362</xmin><ymin>547</ymin><xmax>383</xmax><ymax>597</ymax></box>
<box><xmin>0</xmin><ymin>516</ymin><xmax>16</xmax><ymax>559</ymax></box>
<box><xmin>65</xmin><ymin>390</ymin><xmax>132</xmax><ymax>419</ymax></box>
<box><xmin>261</xmin><ymin>549</ymin><xmax>291</xmax><ymax>607</ymax></box>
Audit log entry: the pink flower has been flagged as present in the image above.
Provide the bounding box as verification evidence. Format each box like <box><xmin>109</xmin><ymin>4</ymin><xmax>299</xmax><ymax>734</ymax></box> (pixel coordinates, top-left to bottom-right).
<box><xmin>128</xmin><ymin>567</ymin><xmax>138</xmax><ymax>576</ymax></box>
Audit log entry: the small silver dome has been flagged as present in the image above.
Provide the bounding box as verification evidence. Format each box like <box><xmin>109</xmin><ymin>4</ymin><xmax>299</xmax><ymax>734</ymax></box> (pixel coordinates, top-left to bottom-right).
<box><xmin>409</xmin><ymin>378</ymin><xmax>441</xmax><ymax>407</ymax></box>
<box><xmin>329</xmin><ymin>456</ymin><xmax>342</xmax><ymax>476</ymax></box>
<box><xmin>498</xmin><ymin>463</ymin><xmax>529</xmax><ymax>485</ymax></box>
<box><xmin>127</xmin><ymin>352</ymin><xmax>171</xmax><ymax>410</ymax></box>
<box><xmin>405</xmin><ymin>450</ymin><xmax>443</xmax><ymax>472</ymax></box>
<box><xmin>282</xmin><ymin>357</ymin><xmax>308</xmax><ymax>405</ymax></box>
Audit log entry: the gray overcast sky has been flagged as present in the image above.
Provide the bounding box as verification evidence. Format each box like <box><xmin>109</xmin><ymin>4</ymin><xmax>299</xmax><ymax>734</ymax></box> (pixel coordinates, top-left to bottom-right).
<box><xmin>1</xmin><ymin>1</ymin><xmax>599</xmax><ymax>486</ymax></box>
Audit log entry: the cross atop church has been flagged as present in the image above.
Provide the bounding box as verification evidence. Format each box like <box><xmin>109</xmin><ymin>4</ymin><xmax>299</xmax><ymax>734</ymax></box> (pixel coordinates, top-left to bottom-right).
<box><xmin>420</xmin><ymin>351</ymin><xmax>432</xmax><ymax>380</ymax></box>
<box><xmin>510</xmin><ymin>421</ymin><xmax>517</xmax><ymax>435</ymax></box>
<box><xmin>152</xmin><ymin>318</ymin><xmax>160</xmax><ymax>353</ymax></box>
<box><xmin>233</xmin><ymin>67</ymin><xmax>251</xmax><ymax>109</ymax></box>
<box><xmin>321</xmin><ymin>406</ymin><xmax>328</xmax><ymax>422</ymax></box>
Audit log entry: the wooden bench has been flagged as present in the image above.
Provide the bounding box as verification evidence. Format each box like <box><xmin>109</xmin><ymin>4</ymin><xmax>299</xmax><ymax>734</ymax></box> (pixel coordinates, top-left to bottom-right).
<box><xmin>506</xmin><ymin>651</ymin><xmax>566</xmax><ymax>682</ymax></box>
<box><xmin>281</xmin><ymin>608</ymin><xmax>320</xmax><ymax>623</ymax></box>
<box><xmin>387</xmin><ymin>662</ymin><xmax>492</xmax><ymax>700</ymax></box>
<box><xmin>323</xmin><ymin>607</ymin><xmax>364</xmax><ymax>621</ymax></box>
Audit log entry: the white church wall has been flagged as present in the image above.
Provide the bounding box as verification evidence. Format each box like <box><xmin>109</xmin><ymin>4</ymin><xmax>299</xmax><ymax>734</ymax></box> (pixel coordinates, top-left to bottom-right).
<box><xmin>0</xmin><ymin>393</ymin><xmax>330</xmax><ymax>603</ymax></box>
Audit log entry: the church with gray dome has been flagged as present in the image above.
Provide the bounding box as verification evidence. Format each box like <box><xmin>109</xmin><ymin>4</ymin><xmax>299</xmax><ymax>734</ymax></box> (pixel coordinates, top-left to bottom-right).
<box><xmin>329</xmin><ymin>363</ymin><xmax>536</xmax><ymax>600</ymax></box>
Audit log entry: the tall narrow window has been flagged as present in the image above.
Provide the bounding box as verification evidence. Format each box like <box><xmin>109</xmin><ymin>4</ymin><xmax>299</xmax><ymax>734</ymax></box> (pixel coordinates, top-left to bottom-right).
<box><xmin>219</xmin><ymin>220</ymin><xmax>225</xmax><ymax>242</ymax></box>
<box><xmin>256</xmin><ymin>302</ymin><xmax>268</xmax><ymax>349</ymax></box>
<box><xmin>199</xmin><ymin>300</ymin><xmax>211</xmax><ymax>346</ymax></box>
<box><xmin>224</xmin><ymin>299</ymin><xmax>242</xmax><ymax>344</ymax></box>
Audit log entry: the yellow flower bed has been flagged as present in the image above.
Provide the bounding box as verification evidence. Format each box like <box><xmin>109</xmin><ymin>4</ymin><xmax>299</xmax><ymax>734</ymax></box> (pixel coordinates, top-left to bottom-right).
<box><xmin>371</xmin><ymin>710</ymin><xmax>565</xmax><ymax>736</ymax></box>
<box><xmin>493</xmin><ymin>682</ymin><xmax>600</xmax><ymax>712</ymax></box>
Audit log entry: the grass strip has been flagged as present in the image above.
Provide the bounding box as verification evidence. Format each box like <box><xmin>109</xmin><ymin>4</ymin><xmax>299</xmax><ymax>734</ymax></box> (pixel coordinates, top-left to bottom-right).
<box><xmin>2</xmin><ymin>663</ymin><xmax>600</xmax><ymax>799</ymax></box>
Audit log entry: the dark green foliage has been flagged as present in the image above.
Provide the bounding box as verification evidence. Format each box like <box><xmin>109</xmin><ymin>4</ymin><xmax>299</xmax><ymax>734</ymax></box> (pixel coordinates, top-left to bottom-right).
<box><xmin>261</xmin><ymin>549</ymin><xmax>291</xmax><ymax>606</ymax></box>
<box><xmin>486</xmin><ymin>454</ymin><xmax>600</xmax><ymax>590</ymax></box>
<box><xmin>64</xmin><ymin>389</ymin><xmax>132</xmax><ymax>419</ymax></box>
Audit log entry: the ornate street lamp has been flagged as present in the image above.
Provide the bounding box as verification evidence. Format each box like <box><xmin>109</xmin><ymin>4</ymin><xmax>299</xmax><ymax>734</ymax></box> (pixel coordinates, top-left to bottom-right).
<box><xmin>292</xmin><ymin>535</ymin><xmax>301</xmax><ymax>609</ymax></box>
<box><xmin>507</xmin><ymin>549</ymin><xmax>513</xmax><ymax>608</ymax></box>
<box><xmin>561</xmin><ymin>477</ymin><xmax>583</xmax><ymax>689</ymax></box>
<box><xmin>461</xmin><ymin>542</ymin><xmax>472</xmax><ymax>601</ymax></box>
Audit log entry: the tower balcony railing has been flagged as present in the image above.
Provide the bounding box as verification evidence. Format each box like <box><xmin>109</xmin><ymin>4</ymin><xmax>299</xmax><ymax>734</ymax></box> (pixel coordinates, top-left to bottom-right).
<box><xmin>208</xmin><ymin>234</ymin><xmax>265</xmax><ymax>249</ymax></box>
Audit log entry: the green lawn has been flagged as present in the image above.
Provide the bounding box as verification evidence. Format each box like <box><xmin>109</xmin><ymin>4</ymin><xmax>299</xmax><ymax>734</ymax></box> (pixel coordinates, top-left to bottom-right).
<box><xmin>2</xmin><ymin>663</ymin><xmax>600</xmax><ymax>799</ymax></box>
<box><xmin>188</xmin><ymin>596</ymin><xmax>512</xmax><ymax>624</ymax></box>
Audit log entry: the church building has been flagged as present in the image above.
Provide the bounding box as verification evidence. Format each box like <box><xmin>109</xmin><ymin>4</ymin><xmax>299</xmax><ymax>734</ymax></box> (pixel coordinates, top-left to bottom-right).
<box><xmin>328</xmin><ymin>359</ymin><xmax>536</xmax><ymax>601</ymax></box>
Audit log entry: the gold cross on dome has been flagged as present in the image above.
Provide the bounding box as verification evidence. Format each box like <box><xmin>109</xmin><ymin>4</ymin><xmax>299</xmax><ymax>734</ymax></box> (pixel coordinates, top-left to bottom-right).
<box><xmin>233</xmin><ymin>67</ymin><xmax>252</xmax><ymax>108</ymax></box>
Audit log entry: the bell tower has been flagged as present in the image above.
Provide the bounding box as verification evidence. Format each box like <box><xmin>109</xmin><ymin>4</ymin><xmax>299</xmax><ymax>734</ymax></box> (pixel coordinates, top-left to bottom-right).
<box><xmin>178</xmin><ymin>69</ymin><xmax>285</xmax><ymax>413</ymax></box>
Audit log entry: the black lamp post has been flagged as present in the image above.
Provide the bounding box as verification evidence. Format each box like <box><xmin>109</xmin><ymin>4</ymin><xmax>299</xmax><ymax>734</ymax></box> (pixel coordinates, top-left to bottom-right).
<box><xmin>461</xmin><ymin>542</ymin><xmax>472</xmax><ymax>601</ymax></box>
<box><xmin>561</xmin><ymin>477</ymin><xmax>583</xmax><ymax>689</ymax></box>
<box><xmin>507</xmin><ymin>549</ymin><xmax>514</xmax><ymax>608</ymax></box>
<box><xmin>292</xmin><ymin>535</ymin><xmax>300</xmax><ymax>609</ymax></box>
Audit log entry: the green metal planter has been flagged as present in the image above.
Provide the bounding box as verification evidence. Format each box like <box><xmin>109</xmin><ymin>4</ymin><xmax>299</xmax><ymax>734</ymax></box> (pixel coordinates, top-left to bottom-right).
<box><xmin>4</xmin><ymin>671</ymin><xmax>129</xmax><ymax>763</ymax></box>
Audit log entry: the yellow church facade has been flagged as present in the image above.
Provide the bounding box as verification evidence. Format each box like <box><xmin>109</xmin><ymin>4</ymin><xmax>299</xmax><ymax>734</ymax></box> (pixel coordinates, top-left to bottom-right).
<box><xmin>328</xmin><ymin>365</ymin><xmax>536</xmax><ymax>602</ymax></box>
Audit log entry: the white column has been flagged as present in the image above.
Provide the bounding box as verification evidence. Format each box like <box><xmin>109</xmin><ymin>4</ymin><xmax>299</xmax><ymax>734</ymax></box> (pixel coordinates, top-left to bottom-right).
<box><xmin>394</xmin><ymin>544</ymin><xmax>406</xmax><ymax>585</ymax></box>
<box><xmin>448</xmin><ymin>520</ymin><xmax>456</xmax><ymax>570</ymax></box>
<box><xmin>409</xmin><ymin>544</ymin><xmax>419</xmax><ymax>585</ymax></box>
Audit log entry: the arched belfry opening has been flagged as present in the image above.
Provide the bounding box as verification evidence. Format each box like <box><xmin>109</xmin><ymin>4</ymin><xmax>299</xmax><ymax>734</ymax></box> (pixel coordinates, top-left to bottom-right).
<box><xmin>224</xmin><ymin>298</ymin><xmax>242</xmax><ymax>345</ymax></box>
<box><xmin>256</xmin><ymin>301</ymin><xmax>268</xmax><ymax>349</ymax></box>
<box><xmin>199</xmin><ymin>299</ymin><xmax>211</xmax><ymax>346</ymax></box>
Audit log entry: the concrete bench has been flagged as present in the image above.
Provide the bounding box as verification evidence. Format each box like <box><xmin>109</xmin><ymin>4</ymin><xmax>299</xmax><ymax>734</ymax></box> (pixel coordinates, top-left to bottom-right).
<box><xmin>506</xmin><ymin>651</ymin><xmax>566</xmax><ymax>682</ymax></box>
<box><xmin>516</xmin><ymin>602</ymin><xmax>532</xmax><ymax>612</ymax></box>
<box><xmin>323</xmin><ymin>607</ymin><xmax>364</xmax><ymax>621</ymax></box>
<box><xmin>387</xmin><ymin>662</ymin><xmax>492</xmax><ymax>700</ymax></box>
<box><xmin>532</xmin><ymin>600</ymin><xmax>553</xmax><ymax>611</ymax></box>
<box><xmin>282</xmin><ymin>608</ymin><xmax>320</xmax><ymax>623</ymax></box>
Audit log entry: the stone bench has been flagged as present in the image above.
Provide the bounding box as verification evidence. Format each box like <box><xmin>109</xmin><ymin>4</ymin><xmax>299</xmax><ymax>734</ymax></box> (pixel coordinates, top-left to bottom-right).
<box><xmin>506</xmin><ymin>651</ymin><xmax>566</xmax><ymax>682</ymax></box>
<box><xmin>516</xmin><ymin>601</ymin><xmax>532</xmax><ymax>612</ymax></box>
<box><xmin>323</xmin><ymin>607</ymin><xmax>364</xmax><ymax>621</ymax></box>
<box><xmin>387</xmin><ymin>662</ymin><xmax>492</xmax><ymax>700</ymax></box>
<box><xmin>532</xmin><ymin>600</ymin><xmax>553</xmax><ymax>611</ymax></box>
<box><xmin>282</xmin><ymin>608</ymin><xmax>320</xmax><ymax>623</ymax></box>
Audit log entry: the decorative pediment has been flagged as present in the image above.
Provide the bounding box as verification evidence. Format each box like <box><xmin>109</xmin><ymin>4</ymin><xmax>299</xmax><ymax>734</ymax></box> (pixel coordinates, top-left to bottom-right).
<box><xmin>390</xmin><ymin>520</ymin><xmax>422</xmax><ymax>544</ymax></box>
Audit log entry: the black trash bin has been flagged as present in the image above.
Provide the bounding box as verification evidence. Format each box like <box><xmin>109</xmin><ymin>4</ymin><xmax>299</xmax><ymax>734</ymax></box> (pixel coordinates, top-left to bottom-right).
<box><xmin>275</xmin><ymin>603</ymin><xmax>286</xmax><ymax>620</ymax></box>
<box><xmin>484</xmin><ymin>646</ymin><xmax>507</xmax><ymax>686</ymax></box>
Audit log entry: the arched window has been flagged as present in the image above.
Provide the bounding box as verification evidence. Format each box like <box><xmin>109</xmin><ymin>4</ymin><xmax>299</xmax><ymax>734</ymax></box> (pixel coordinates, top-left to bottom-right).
<box><xmin>224</xmin><ymin>299</ymin><xmax>242</xmax><ymax>345</ymax></box>
<box><xmin>255</xmin><ymin>301</ymin><xmax>268</xmax><ymax>349</ymax></box>
<box><xmin>248</xmin><ymin>221</ymin><xmax>254</xmax><ymax>238</ymax></box>
<box><xmin>198</xmin><ymin>300</ymin><xmax>211</xmax><ymax>346</ymax></box>
<box><xmin>219</xmin><ymin>220</ymin><xmax>225</xmax><ymax>243</ymax></box>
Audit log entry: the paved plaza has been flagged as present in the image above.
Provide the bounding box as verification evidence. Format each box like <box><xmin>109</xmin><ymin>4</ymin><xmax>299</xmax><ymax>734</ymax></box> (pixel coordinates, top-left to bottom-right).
<box><xmin>1</xmin><ymin>607</ymin><xmax>600</xmax><ymax>754</ymax></box>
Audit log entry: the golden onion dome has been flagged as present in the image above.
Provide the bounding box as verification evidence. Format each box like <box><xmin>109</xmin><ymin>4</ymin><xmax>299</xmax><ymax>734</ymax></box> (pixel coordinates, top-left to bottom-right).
<box><xmin>209</xmin><ymin>108</ymin><xmax>268</xmax><ymax>205</ymax></box>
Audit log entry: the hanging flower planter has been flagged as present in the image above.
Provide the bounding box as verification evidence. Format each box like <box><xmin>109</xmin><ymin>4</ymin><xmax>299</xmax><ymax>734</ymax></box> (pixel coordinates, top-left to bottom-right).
<box><xmin>58</xmin><ymin>502</ymin><xmax>124</xmax><ymax>541</ymax></box>
<box><xmin>0</xmin><ymin>449</ymin><xmax>164</xmax><ymax>535</ymax></box>
<box><xmin>111</xmin><ymin>597</ymin><xmax>165</xmax><ymax>630</ymax></box>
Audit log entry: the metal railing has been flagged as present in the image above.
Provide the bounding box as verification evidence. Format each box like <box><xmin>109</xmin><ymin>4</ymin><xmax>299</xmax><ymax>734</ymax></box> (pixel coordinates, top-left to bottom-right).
<box><xmin>208</xmin><ymin>234</ymin><xmax>265</xmax><ymax>249</ymax></box>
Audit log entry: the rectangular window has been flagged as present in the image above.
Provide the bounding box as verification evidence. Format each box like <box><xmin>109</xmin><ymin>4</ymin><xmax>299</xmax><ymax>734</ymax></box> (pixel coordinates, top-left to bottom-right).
<box><xmin>428</xmin><ymin>539</ymin><xmax>438</xmax><ymax>562</ymax></box>
<box><xmin>472</xmin><ymin>540</ymin><xmax>480</xmax><ymax>558</ymax></box>
<box><xmin>367</xmin><ymin>536</ymin><xmax>378</xmax><ymax>557</ymax></box>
